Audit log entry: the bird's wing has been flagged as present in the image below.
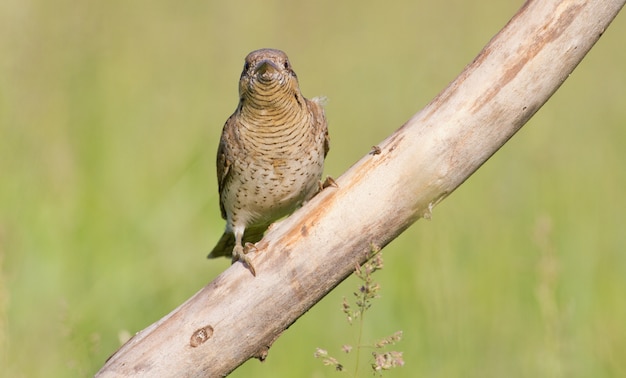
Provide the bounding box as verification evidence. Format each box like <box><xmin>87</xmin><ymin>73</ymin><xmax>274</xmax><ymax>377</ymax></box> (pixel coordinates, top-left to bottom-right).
<box><xmin>309</xmin><ymin>96</ymin><xmax>330</xmax><ymax>157</ymax></box>
<box><xmin>217</xmin><ymin>114</ymin><xmax>237</xmax><ymax>220</ymax></box>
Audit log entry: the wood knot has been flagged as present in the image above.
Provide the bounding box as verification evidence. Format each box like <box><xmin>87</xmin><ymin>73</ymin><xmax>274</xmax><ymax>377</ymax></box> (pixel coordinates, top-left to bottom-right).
<box><xmin>190</xmin><ymin>325</ymin><xmax>214</xmax><ymax>347</ymax></box>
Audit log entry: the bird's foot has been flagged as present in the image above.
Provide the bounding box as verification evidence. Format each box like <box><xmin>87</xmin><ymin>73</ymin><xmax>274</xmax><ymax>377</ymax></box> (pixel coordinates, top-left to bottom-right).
<box><xmin>232</xmin><ymin>243</ymin><xmax>257</xmax><ymax>276</ymax></box>
<box><xmin>318</xmin><ymin>176</ymin><xmax>338</xmax><ymax>192</ymax></box>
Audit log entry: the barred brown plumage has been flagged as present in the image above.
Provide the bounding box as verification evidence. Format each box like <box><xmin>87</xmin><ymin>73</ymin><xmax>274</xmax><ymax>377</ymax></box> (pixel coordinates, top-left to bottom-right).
<box><xmin>208</xmin><ymin>48</ymin><xmax>330</xmax><ymax>276</ymax></box>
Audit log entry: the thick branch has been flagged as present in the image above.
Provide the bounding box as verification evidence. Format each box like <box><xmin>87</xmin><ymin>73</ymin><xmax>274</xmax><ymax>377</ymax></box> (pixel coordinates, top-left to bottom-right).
<box><xmin>97</xmin><ymin>0</ymin><xmax>625</xmax><ymax>376</ymax></box>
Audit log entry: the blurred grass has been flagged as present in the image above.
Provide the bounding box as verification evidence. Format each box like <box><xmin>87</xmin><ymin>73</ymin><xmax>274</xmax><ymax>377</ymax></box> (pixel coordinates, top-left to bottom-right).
<box><xmin>1</xmin><ymin>0</ymin><xmax>625</xmax><ymax>377</ymax></box>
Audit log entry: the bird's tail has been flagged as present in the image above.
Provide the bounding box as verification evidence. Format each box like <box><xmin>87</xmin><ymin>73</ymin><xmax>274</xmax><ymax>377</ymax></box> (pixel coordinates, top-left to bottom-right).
<box><xmin>207</xmin><ymin>232</ymin><xmax>235</xmax><ymax>259</ymax></box>
<box><xmin>207</xmin><ymin>224</ymin><xmax>269</xmax><ymax>259</ymax></box>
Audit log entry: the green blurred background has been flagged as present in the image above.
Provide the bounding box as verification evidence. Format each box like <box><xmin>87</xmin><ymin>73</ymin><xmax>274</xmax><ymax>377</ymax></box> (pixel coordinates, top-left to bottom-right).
<box><xmin>1</xmin><ymin>0</ymin><xmax>625</xmax><ymax>377</ymax></box>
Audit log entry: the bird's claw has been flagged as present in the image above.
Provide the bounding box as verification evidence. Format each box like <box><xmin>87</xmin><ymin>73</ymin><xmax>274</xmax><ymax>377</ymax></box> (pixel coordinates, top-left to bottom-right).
<box><xmin>232</xmin><ymin>243</ymin><xmax>257</xmax><ymax>276</ymax></box>
<box><xmin>318</xmin><ymin>176</ymin><xmax>338</xmax><ymax>191</ymax></box>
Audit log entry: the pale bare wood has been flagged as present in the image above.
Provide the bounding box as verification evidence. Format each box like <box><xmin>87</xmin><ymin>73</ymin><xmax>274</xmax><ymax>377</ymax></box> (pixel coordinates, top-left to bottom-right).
<box><xmin>96</xmin><ymin>0</ymin><xmax>625</xmax><ymax>376</ymax></box>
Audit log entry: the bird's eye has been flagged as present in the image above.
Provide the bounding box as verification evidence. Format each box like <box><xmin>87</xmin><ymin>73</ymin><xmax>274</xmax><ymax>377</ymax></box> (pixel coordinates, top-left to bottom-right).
<box><xmin>283</xmin><ymin>61</ymin><xmax>290</xmax><ymax>69</ymax></box>
<box><xmin>244</xmin><ymin>62</ymin><xmax>250</xmax><ymax>71</ymax></box>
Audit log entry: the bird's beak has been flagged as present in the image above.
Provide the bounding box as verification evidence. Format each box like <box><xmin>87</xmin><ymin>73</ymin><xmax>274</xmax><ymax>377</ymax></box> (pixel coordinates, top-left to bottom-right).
<box><xmin>254</xmin><ymin>60</ymin><xmax>280</xmax><ymax>76</ymax></box>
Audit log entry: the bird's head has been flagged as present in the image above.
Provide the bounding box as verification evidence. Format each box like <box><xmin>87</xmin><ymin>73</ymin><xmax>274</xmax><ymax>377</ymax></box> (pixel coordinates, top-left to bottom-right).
<box><xmin>238</xmin><ymin>48</ymin><xmax>301</xmax><ymax>100</ymax></box>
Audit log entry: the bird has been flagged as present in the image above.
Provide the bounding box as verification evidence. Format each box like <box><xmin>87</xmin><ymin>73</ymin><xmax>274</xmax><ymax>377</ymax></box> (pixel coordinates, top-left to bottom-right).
<box><xmin>207</xmin><ymin>48</ymin><xmax>330</xmax><ymax>276</ymax></box>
